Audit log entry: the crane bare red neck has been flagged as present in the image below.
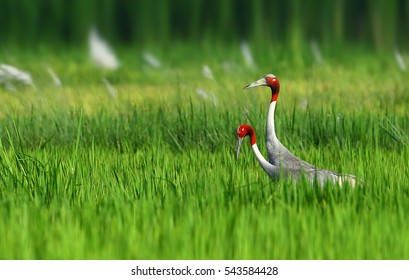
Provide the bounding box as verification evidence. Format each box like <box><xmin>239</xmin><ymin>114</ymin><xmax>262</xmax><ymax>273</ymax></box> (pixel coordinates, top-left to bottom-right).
<box><xmin>266</xmin><ymin>76</ymin><xmax>280</xmax><ymax>102</ymax></box>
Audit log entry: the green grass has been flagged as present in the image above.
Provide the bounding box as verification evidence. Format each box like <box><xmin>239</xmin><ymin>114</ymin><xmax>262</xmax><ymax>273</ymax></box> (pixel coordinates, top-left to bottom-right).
<box><xmin>0</xmin><ymin>44</ymin><xmax>409</xmax><ymax>259</ymax></box>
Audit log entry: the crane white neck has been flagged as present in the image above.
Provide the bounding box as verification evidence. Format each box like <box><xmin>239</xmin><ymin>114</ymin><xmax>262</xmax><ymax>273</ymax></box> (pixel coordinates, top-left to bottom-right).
<box><xmin>251</xmin><ymin>143</ymin><xmax>279</xmax><ymax>179</ymax></box>
<box><xmin>266</xmin><ymin>100</ymin><xmax>279</xmax><ymax>145</ymax></box>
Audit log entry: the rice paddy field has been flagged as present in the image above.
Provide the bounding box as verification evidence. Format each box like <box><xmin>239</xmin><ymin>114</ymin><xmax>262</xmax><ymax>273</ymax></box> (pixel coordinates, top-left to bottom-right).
<box><xmin>0</xmin><ymin>43</ymin><xmax>409</xmax><ymax>259</ymax></box>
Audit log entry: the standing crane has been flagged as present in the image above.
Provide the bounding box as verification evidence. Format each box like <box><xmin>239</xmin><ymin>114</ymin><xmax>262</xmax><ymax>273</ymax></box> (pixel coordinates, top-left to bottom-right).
<box><xmin>239</xmin><ymin>74</ymin><xmax>359</xmax><ymax>187</ymax></box>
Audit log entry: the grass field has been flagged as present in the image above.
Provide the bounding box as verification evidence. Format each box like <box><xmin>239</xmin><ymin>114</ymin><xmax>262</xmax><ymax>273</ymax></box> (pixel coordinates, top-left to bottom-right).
<box><xmin>0</xmin><ymin>44</ymin><xmax>409</xmax><ymax>259</ymax></box>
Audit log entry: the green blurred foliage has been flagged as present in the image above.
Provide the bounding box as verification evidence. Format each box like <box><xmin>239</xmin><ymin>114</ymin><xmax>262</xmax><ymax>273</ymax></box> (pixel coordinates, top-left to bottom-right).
<box><xmin>0</xmin><ymin>0</ymin><xmax>407</xmax><ymax>51</ymax></box>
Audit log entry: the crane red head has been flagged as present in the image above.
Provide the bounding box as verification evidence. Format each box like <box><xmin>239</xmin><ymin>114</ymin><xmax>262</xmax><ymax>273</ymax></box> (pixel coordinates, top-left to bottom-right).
<box><xmin>244</xmin><ymin>74</ymin><xmax>280</xmax><ymax>102</ymax></box>
<box><xmin>236</xmin><ymin>124</ymin><xmax>256</xmax><ymax>160</ymax></box>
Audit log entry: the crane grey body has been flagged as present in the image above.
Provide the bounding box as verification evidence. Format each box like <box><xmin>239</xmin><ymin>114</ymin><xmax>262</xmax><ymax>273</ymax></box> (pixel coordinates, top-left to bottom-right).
<box><xmin>238</xmin><ymin>74</ymin><xmax>359</xmax><ymax>187</ymax></box>
<box><xmin>236</xmin><ymin>124</ymin><xmax>357</xmax><ymax>186</ymax></box>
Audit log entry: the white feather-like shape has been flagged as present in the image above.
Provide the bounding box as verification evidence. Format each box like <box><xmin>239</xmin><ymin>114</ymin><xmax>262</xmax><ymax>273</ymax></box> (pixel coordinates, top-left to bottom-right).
<box><xmin>195</xmin><ymin>88</ymin><xmax>218</xmax><ymax>106</ymax></box>
<box><xmin>310</xmin><ymin>40</ymin><xmax>324</xmax><ymax>64</ymax></box>
<box><xmin>45</xmin><ymin>65</ymin><xmax>62</xmax><ymax>86</ymax></box>
<box><xmin>202</xmin><ymin>65</ymin><xmax>214</xmax><ymax>80</ymax></box>
<box><xmin>0</xmin><ymin>64</ymin><xmax>33</xmax><ymax>86</ymax></box>
<box><xmin>102</xmin><ymin>78</ymin><xmax>117</xmax><ymax>98</ymax></box>
<box><xmin>240</xmin><ymin>41</ymin><xmax>256</xmax><ymax>69</ymax></box>
<box><xmin>394</xmin><ymin>49</ymin><xmax>406</xmax><ymax>71</ymax></box>
<box><xmin>143</xmin><ymin>52</ymin><xmax>161</xmax><ymax>68</ymax></box>
<box><xmin>89</xmin><ymin>28</ymin><xmax>119</xmax><ymax>70</ymax></box>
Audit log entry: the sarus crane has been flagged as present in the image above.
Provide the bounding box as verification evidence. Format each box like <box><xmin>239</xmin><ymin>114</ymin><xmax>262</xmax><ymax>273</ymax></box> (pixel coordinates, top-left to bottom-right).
<box><xmin>237</xmin><ymin>74</ymin><xmax>359</xmax><ymax>187</ymax></box>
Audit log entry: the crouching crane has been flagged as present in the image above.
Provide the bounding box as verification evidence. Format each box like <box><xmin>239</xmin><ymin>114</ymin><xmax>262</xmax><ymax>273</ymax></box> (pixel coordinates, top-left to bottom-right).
<box><xmin>236</xmin><ymin>124</ymin><xmax>358</xmax><ymax>187</ymax></box>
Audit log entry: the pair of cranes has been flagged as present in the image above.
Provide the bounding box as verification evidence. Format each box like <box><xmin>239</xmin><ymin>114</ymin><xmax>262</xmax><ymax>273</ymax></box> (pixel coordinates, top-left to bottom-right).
<box><xmin>236</xmin><ymin>74</ymin><xmax>359</xmax><ymax>187</ymax></box>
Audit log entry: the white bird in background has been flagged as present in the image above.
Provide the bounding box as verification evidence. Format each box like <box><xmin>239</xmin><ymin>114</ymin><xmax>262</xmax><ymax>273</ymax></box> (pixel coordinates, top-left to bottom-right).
<box><xmin>394</xmin><ymin>49</ymin><xmax>407</xmax><ymax>71</ymax></box>
<box><xmin>102</xmin><ymin>78</ymin><xmax>117</xmax><ymax>98</ymax></box>
<box><xmin>238</xmin><ymin>74</ymin><xmax>359</xmax><ymax>187</ymax></box>
<box><xmin>195</xmin><ymin>88</ymin><xmax>218</xmax><ymax>106</ymax></box>
<box><xmin>310</xmin><ymin>40</ymin><xmax>324</xmax><ymax>64</ymax></box>
<box><xmin>240</xmin><ymin>41</ymin><xmax>256</xmax><ymax>70</ymax></box>
<box><xmin>202</xmin><ymin>64</ymin><xmax>214</xmax><ymax>80</ymax></box>
<box><xmin>45</xmin><ymin>64</ymin><xmax>62</xmax><ymax>87</ymax></box>
<box><xmin>89</xmin><ymin>28</ymin><xmax>119</xmax><ymax>70</ymax></box>
<box><xmin>0</xmin><ymin>64</ymin><xmax>34</xmax><ymax>91</ymax></box>
<box><xmin>195</xmin><ymin>88</ymin><xmax>209</xmax><ymax>99</ymax></box>
<box><xmin>143</xmin><ymin>52</ymin><xmax>161</xmax><ymax>69</ymax></box>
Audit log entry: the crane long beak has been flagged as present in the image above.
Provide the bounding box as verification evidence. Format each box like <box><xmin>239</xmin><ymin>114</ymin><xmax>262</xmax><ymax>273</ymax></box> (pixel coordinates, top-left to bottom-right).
<box><xmin>236</xmin><ymin>137</ymin><xmax>244</xmax><ymax>160</ymax></box>
<box><xmin>243</xmin><ymin>77</ymin><xmax>267</xmax><ymax>89</ymax></box>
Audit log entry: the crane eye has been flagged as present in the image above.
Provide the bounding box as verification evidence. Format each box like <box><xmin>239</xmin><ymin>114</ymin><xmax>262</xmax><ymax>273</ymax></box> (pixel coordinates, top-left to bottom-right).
<box><xmin>236</xmin><ymin>126</ymin><xmax>244</xmax><ymax>137</ymax></box>
<box><xmin>267</xmin><ymin>77</ymin><xmax>278</xmax><ymax>86</ymax></box>
<box><xmin>266</xmin><ymin>76</ymin><xmax>280</xmax><ymax>94</ymax></box>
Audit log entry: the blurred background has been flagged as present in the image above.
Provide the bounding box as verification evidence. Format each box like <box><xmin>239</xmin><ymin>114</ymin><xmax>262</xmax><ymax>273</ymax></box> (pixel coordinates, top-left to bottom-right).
<box><xmin>1</xmin><ymin>0</ymin><xmax>407</xmax><ymax>52</ymax></box>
